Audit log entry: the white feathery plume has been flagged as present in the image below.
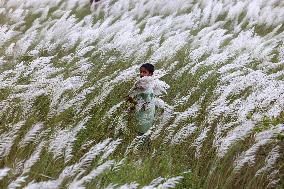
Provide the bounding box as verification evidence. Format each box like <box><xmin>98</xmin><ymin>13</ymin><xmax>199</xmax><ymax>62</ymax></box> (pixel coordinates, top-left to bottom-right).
<box><xmin>22</xmin><ymin>141</ymin><xmax>46</xmax><ymax>174</ymax></box>
<box><xmin>255</xmin><ymin>145</ymin><xmax>280</xmax><ymax>176</ymax></box>
<box><xmin>267</xmin><ymin>169</ymin><xmax>281</xmax><ymax>188</ymax></box>
<box><xmin>15</xmin><ymin>29</ymin><xmax>38</xmax><ymax>57</ymax></box>
<box><xmin>153</xmin><ymin>176</ymin><xmax>183</xmax><ymax>189</ymax></box>
<box><xmin>0</xmin><ymin>121</ymin><xmax>25</xmax><ymax>159</ymax></box>
<box><xmin>150</xmin><ymin>109</ymin><xmax>174</xmax><ymax>141</ymax></box>
<box><xmin>64</xmin><ymin>118</ymin><xmax>90</xmax><ymax>163</ymax></box>
<box><xmin>103</xmin><ymin>101</ymin><xmax>124</xmax><ymax>121</ymax></box>
<box><xmin>77</xmin><ymin>46</ymin><xmax>95</xmax><ymax>57</ymax></box>
<box><xmin>23</xmin><ymin>180</ymin><xmax>61</xmax><ymax>189</ymax></box>
<box><xmin>150</xmin><ymin>31</ymin><xmax>190</xmax><ymax>63</ymax></box>
<box><xmin>142</xmin><ymin>177</ymin><xmax>165</xmax><ymax>189</ymax></box>
<box><xmin>8</xmin><ymin>175</ymin><xmax>29</xmax><ymax>189</ymax></box>
<box><xmin>11</xmin><ymin>159</ymin><xmax>25</xmax><ymax>176</ymax></box>
<box><xmin>164</xmin><ymin>102</ymin><xmax>200</xmax><ymax>143</ymax></box>
<box><xmin>68</xmin><ymin>160</ymin><xmax>114</xmax><ymax>189</ymax></box>
<box><xmin>99</xmin><ymin>139</ymin><xmax>122</xmax><ymax>162</ymax></box>
<box><xmin>217</xmin><ymin>121</ymin><xmax>256</xmax><ymax>158</ymax></box>
<box><xmin>112</xmin><ymin>158</ymin><xmax>126</xmax><ymax>172</ymax></box>
<box><xmin>19</xmin><ymin>123</ymin><xmax>44</xmax><ymax>148</ymax></box>
<box><xmin>192</xmin><ymin>127</ymin><xmax>210</xmax><ymax>158</ymax></box>
<box><xmin>124</xmin><ymin>135</ymin><xmax>145</xmax><ymax>156</ymax></box>
<box><xmin>8</xmin><ymin>141</ymin><xmax>45</xmax><ymax>188</ymax></box>
<box><xmin>117</xmin><ymin>182</ymin><xmax>139</xmax><ymax>189</ymax></box>
<box><xmin>25</xmin><ymin>139</ymin><xmax>114</xmax><ymax>189</ymax></box>
<box><xmin>49</xmin><ymin>128</ymin><xmax>76</xmax><ymax>160</ymax></box>
<box><xmin>0</xmin><ymin>167</ymin><xmax>10</xmax><ymax>181</ymax></box>
<box><xmin>171</xmin><ymin>124</ymin><xmax>197</xmax><ymax>145</ymax></box>
<box><xmin>105</xmin><ymin>183</ymin><xmax>118</xmax><ymax>189</ymax></box>
<box><xmin>59</xmin><ymin>139</ymin><xmax>111</xmax><ymax>179</ymax></box>
<box><xmin>49</xmin><ymin>117</ymin><xmax>89</xmax><ymax>162</ymax></box>
<box><xmin>0</xmin><ymin>25</ymin><xmax>19</xmax><ymax>47</ymax></box>
<box><xmin>234</xmin><ymin>124</ymin><xmax>284</xmax><ymax>172</ymax></box>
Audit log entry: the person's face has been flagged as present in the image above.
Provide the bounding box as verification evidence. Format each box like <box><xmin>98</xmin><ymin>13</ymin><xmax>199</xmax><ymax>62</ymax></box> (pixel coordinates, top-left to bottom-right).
<box><xmin>140</xmin><ymin>67</ymin><xmax>152</xmax><ymax>78</ymax></box>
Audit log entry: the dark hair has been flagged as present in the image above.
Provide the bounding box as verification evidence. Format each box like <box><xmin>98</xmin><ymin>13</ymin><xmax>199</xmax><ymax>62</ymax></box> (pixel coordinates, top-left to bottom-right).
<box><xmin>140</xmin><ymin>63</ymin><xmax>154</xmax><ymax>74</ymax></box>
<box><xmin>90</xmin><ymin>0</ymin><xmax>100</xmax><ymax>4</ymax></box>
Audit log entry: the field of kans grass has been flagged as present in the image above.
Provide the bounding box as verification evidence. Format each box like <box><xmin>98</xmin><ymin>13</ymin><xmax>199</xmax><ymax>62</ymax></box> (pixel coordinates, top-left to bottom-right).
<box><xmin>0</xmin><ymin>0</ymin><xmax>284</xmax><ymax>188</ymax></box>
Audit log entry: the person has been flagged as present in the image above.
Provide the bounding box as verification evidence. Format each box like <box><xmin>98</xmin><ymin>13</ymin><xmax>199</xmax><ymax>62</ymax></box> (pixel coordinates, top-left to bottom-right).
<box><xmin>127</xmin><ymin>63</ymin><xmax>156</xmax><ymax>136</ymax></box>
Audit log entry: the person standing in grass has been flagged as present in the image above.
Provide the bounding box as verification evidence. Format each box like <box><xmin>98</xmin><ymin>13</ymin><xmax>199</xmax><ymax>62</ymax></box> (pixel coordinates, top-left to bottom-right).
<box><xmin>127</xmin><ymin>63</ymin><xmax>156</xmax><ymax>136</ymax></box>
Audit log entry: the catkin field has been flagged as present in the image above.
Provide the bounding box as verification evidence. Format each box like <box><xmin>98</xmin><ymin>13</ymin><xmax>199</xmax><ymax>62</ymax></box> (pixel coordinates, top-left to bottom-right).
<box><xmin>0</xmin><ymin>0</ymin><xmax>284</xmax><ymax>188</ymax></box>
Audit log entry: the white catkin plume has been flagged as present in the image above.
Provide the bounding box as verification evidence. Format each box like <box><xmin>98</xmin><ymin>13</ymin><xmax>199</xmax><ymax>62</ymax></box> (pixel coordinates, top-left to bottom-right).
<box><xmin>192</xmin><ymin>127</ymin><xmax>210</xmax><ymax>158</ymax></box>
<box><xmin>58</xmin><ymin>139</ymin><xmax>111</xmax><ymax>180</ymax></box>
<box><xmin>267</xmin><ymin>170</ymin><xmax>281</xmax><ymax>188</ymax></box>
<box><xmin>213</xmin><ymin>122</ymin><xmax>238</xmax><ymax>148</ymax></box>
<box><xmin>22</xmin><ymin>141</ymin><xmax>46</xmax><ymax>174</ymax></box>
<box><xmin>150</xmin><ymin>109</ymin><xmax>175</xmax><ymax>141</ymax></box>
<box><xmin>105</xmin><ymin>183</ymin><xmax>118</xmax><ymax>189</ymax></box>
<box><xmin>0</xmin><ymin>25</ymin><xmax>19</xmax><ymax>47</ymax></box>
<box><xmin>104</xmin><ymin>182</ymin><xmax>139</xmax><ymax>189</ymax></box>
<box><xmin>8</xmin><ymin>175</ymin><xmax>29</xmax><ymax>189</ymax></box>
<box><xmin>128</xmin><ymin>72</ymin><xmax>169</xmax><ymax>97</ymax></box>
<box><xmin>150</xmin><ymin>31</ymin><xmax>190</xmax><ymax>63</ymax></box>
<box><xmin>80</xmin><ymin>140</ymin><xmax>95</xmax><ymax>152</ymax></box>
<box><xmin>99</xmin><ymin>139</ymin><xmax>122</xmax><ymax>163</ymax></box>
<box><xmin>48</xmin><ymin>76</ymin><xmax>86</xmax><ymax>117</ymax></box>
<box><xmin>171</xmin><ymin>124</ymin><xmax>197</xmax><ymax>145</ymax></box>
<box><xmin>124</xmin><ymin>135</ymin><xmax>144</xmax><ymax>156</ymax></box>
<box><xmin>48</xmin><ymin>128</ymin><xmax>74</xmax><ymax>160</ymax></box>
<box><xmin>112</xmin><ymin>158</ymin><xmax>126</xmax><ymax>172</ymax></box>
<box><xmin>80</xmin><ymin>65</ymin><xmax>137</xmax><ymax>113</ymax></box>
<box><xmin>234</xmin><ymin>124</ymin><xmax>284</xmax><ymax>172</ymax></box>
<box><xmin>76</xmin><ymin>46</ymin><xmax>95</xmax><ymax>57</ymax></box>
<box><xmin>68</xmin><ymin>160</ymin><xmax>114</xmax><ymax>189</ymax></box>
<box><xmin>156</xmin><ymin>176</ymin><xmax>183</xmax><ymax>189</ymax></box>
<box><xmin>11</xmin><ymin>160</ymin><xmax>25</xmax><ymax>176</ymax></box>
<box><xmin>0</xmin><ymin>167</ymin><xmax>10</xmax><ymax>181</ymax></box>
<box><xmin>217</xmin><ymin>121</ymin><xmax>256</xmax><ymax>158</ymax></box>
<box><xmin>164</xmin><ymin>103</ymin><xmax>200</xmax><ymax>143</ymax></box>
<box><xmin>114</xmin><ymin>115</ymin><xmax>128</xmax><ymax>135</ymax></box>
<box><xmin>19</xmin><ymin>123</ymin><xmax>44</xmax><ymax>148</ymax></box>
<box><xmin>23</xmin><ymin>180</ymin><xmax>61</xmax><ymax>189</ymax></box>
<box><xmin>64</xmin><ymin>117</ymin><xmax>90</xmax><ymax>163</ymax></box>
<box><xmin>131</xmin><ymin>131</ymin><xmax>153</xmax><ymax>155</ymax></box>
<box><xmin>24</xmin><ymin>139</ymin><xmax>114</xmax><ymax>189</ymax></box>
<box><xmin>0</xmin><ymin>121</ymin><xmax>25</xmax><ymax>159</ymax></box>
<box><xmin>117</xmin><ymin>182</ymin><xmax>139</xmax><ymax>189</ymax></box>
<box><xmin>255</xmin><ymin>145</ymin><xmax>280</xmax><ymax>176</ymax></box>
<box><xmin>8</xmin><ymin>141</ymin><xmax>45</xmax><ymax>188</ymax></box>
<box><xmin>48</xmin><ymin>117</ymin><xmax>89</xmax><ymax>162</ymax></box>
<box><xmin>35</xmin><ymin>129</ymin><xmax>50</xmax><ymax>144</ymax></box>
<box><xmin>103</xmin><ymin>101</ymin><xmax>124</xmax><ymax>121</ymax></box>
<box><xmin>142</xmin><ymin>177</ymin><xmax>165</xmax><ymax>189</ymax></box>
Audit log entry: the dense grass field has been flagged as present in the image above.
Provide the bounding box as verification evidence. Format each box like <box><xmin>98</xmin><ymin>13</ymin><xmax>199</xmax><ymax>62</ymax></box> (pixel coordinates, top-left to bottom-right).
<box><xmin>0</xmin><ymin>0</ymin><xmax>284</xmax><ymax>188</ymax></box>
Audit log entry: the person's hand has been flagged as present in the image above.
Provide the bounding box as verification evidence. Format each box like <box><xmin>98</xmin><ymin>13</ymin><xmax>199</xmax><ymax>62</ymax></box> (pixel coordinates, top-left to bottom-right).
<box><xmin>126</xmin><ymin>96</ymin><xmax>137</xmax><ymax>105</ymax></box>
<box><xmin>126</xmin><ymin>95</ymin><xmax>132</xmax><ymax>102</ymax></box>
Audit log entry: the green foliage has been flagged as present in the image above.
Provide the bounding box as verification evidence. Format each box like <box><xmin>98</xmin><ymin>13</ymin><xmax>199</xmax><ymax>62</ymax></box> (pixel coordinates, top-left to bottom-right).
<box><xmin>1</xmin><ymin>1</ymin><xmax>284</xmax><ymax>188</ymax></box>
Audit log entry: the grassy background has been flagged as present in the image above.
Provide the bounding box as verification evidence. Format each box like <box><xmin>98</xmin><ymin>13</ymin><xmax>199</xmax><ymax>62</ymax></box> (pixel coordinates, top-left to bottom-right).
<box><xmin>0</xmin><ymin>0</ymin><xmax>284</xmax><ymax>188</ymax></box>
